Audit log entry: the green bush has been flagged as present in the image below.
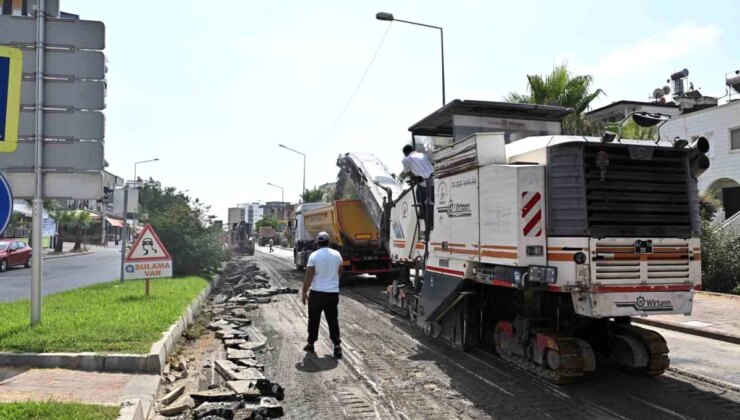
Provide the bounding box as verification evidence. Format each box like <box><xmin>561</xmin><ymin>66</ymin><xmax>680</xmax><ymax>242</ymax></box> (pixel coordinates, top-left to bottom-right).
<box><xmin>700</xmin><ymin>221</ymin><xmax>740</xmax><ymax>294</ymax></box>
<box><xmin>139</xmin><ymin>186</ymin><xmax>227</xmax><ymax>277</ymax></box>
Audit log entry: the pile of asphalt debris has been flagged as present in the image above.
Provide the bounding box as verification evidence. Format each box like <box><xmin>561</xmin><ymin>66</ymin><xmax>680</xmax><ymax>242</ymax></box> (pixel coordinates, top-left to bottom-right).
<box><xmin>155</xmin><ymin>258</ymin><xmax>298</xmax><ymax>420</ymax></box>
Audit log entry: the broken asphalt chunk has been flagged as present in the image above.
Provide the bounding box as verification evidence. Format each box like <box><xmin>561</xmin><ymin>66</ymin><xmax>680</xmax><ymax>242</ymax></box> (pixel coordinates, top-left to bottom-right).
<box><xmin>159</xmin><ymin>396</ymin><xmax>193</xmax><ymax>416</ymax></box>
<box><xmin>227</xmin><ymin>348</ymin><xmax>256</xmax><ymax>360</ymax></box>
<box><xmin>213</xmin><ymin>294</ymin><xmax>229</xmax><ymax>305</ymax></box>
<box><xmin>224</xmin><ymin>338</ymin><xmax>247</xmax><ymax>346</ymax></box>
<box><xmin>226</xmin><ymin>380</ymin><xmax>262</xmax><ymax>398</ymax></box>
<box><xmin>208</xmin><ymin>320</ymin><xmax>230</xmax><ymax>330</ymax></box>
<box><xmin>192</xmin><ymin>401</ymin><xmax>239</xmax><ymax>420</ymax></box>
<box><xmin>190</xmin><ymin>389</ymin><xmax>239</xmax><ymax>406</ymax></box>
<box><xmin>160</xmin><ymin>384</ymin><xmax>185</xmax><ymax>406</ymax></box>
<box><xmin>244</xmin><ymin>397</ymin><xmax>284</xmax><ymax>419</ymax></box>
<box><xmin>215</xmin><ymin>360</ymin><xmax>265</xmax><ymax>381</ymax></box>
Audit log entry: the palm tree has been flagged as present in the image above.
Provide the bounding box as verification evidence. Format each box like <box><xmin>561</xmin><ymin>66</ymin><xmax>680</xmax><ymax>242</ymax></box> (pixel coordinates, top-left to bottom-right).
<box><xmin>505</xmin><ymin>64</ymin><xmax>605</xmax><ymax>135</ymax></box>
<box><xmin>70</xmin><ymin>211</ymin><xmax>93</xmax><ymax>251</ymax></box>
<box><xmin>54</xmin><ymin>210</ymin><xmax>76</xmax><ymax>252</ymax></box>
<box><xmin>300</xmin><ymin>187</ymin><xmax>325</xmax><ymax>203</ymax></box>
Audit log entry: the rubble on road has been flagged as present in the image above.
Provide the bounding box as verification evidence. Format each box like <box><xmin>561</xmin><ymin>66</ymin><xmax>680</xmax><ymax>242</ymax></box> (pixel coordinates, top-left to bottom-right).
<box><xmin>153</xmin><ymin>257</ymin><xmax>288</xmax><ymax>419</ymax></box>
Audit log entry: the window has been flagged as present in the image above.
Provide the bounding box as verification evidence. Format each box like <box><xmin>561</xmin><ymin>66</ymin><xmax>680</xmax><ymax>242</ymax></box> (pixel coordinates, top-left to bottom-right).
<box><xmin>731</xmin><ymin>127</ymin><xmax>740</xmax><ymax>151</ymax></box>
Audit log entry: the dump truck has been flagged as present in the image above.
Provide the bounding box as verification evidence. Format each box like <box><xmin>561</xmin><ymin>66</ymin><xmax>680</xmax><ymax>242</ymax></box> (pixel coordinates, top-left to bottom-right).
<box><xmin>380</xmin><ymin>99</ymin><xmax>708</xmax><ymax>383</ymax></box>
<box><xmin>258</xmin><ymin>226</ymin><xmax>277</xmax><ymax>247</ymax></box>
<box><xmin>292</xmin><ymin>200</ymin><xmax>393</xmax><ymax>279</ymax></box>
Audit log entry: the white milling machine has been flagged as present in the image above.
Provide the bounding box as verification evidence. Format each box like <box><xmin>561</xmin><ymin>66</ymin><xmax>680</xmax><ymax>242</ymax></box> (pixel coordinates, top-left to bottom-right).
<box><xmin>385</xmin><ymin>100</ymin><xmax>708</xmax><ymax>383</ymax></box>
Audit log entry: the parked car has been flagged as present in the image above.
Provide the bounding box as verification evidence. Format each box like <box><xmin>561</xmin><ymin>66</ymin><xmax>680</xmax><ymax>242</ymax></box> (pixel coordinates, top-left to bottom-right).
<box><xmin>0</xmin><ymin>240</ymin><xmax>32</xmax><ymax>272</ymax></box>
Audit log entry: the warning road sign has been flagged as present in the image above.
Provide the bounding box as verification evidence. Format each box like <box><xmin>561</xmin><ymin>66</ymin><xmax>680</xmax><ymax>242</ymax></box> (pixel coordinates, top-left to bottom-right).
<box><xmin>124</xmin><ymin>224</ymin><xmax>172</xmax><ymax>280</ymax></box>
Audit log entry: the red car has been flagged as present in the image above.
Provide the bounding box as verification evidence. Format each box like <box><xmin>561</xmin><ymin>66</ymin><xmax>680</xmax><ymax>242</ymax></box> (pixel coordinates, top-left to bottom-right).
<box><xmin>0</xmin><ymin>240</ymin><xmax>32</xmax><ymax>272</ymax></box>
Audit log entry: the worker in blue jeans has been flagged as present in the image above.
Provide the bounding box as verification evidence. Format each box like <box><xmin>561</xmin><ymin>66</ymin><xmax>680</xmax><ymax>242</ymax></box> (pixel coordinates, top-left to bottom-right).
<box><xmin>301</xmin><ymin>231</ymin><xmax>344</xmax><ymax>359</ymax></box>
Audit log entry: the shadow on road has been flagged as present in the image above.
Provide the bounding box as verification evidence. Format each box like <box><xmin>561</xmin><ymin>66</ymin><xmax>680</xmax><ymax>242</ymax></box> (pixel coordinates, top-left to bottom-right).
<box><xmin>295</xmin><ymin>352</ymin><xmax>339</xmax><ymax>373</ymax></box>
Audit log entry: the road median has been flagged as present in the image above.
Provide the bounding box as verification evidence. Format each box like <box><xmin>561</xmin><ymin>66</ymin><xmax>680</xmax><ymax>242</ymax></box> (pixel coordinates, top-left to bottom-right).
<box><xmin>0</xmin><ymin>274</ymin><xmax>222</xmax><ymax>374</ymax></box>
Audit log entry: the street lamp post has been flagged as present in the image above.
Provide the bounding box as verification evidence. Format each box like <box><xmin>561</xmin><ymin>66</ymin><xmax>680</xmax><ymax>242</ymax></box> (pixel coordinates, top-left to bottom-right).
<box><xmin>119</xmin><ymin>158</ymin><xmax>159</xmax><ymax>282</ymax></box>
<box><xmin>267</xmin><ymin>182</ymin><xmax>284</xmax><ymax>220</ymax></box>
<box><xmin>132</xmin><ymin>158</ymin><xmax>159</xmax><ymax>234</ymax></box>
<box><xmin>376</xmin><ymin>11</ymin><xmax>446</xmax><ymax>106</ymax></box>
<box><xmin>278</xmin><ymin>144</ymin><xmax>306</xmax><ymax>202</ymax></box>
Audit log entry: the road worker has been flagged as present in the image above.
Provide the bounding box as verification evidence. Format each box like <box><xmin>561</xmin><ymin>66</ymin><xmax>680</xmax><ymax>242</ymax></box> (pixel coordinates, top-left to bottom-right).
<box><xmin>301</xmin><ymin>231</ymin><xmax>343</xmax><ymax>359</ymax></box>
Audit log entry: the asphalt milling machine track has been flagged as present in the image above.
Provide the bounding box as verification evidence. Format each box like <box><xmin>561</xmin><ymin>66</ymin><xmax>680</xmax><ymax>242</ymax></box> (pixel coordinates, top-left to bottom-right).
<box><xmin>255</xmin><ymin>249</ymin><xmax>740</xmax><ymax>420</ymax></box>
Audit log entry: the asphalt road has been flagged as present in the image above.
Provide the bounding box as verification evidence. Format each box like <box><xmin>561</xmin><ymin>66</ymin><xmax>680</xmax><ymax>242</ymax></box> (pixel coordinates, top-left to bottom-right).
<box><xmin>0</xmin><ymin>247</ymin><xmax>121</xmax><ymax>302</ymax></box>
<box><xmin>256</xmin><ymin>245</ymin><xmax>740</xmax><ymax>388</ymax></box>
<box><xmin>255</xmin><ymin>247</ymin><xmax>740</xmax><ymax>419</ymax></box>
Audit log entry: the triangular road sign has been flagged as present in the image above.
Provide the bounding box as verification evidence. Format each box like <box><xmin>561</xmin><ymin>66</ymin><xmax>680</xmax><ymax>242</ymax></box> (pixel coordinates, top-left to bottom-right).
<box><xmin>125</xmin><ymin>224</ymin><xmax>172</xmax><ymax>262</ymax></box>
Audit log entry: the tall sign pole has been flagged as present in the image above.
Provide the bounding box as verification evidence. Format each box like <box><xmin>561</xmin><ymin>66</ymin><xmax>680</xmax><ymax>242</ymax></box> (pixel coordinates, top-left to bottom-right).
<box><xmin>1</xmin><ymin>0</ymin><xmax>106</xmax><ymax>325</ymax></box>
<box><xmin>119</xmin><ymin>186</ymin><xmax>128</xmax><ymax>282</ymax></box>
<box><xmin>31</xmin><ymin>0</ymin><xmax>46</xmax><ymax>325</ymax></box>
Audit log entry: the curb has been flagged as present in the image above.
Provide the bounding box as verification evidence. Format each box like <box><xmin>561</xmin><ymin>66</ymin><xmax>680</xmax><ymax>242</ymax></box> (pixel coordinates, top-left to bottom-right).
<box><xmin>696</xmin><ymin>290</ymin><xmax>740</xmax><ymax>300</ymax></box>
<box><xmin>0</xmin><ymin>273</ymin><xmax>223</xmax><ymax>375</ymax></box>
<box><xmin>668</xmin><ymin>366</ymin><xmax>740</xmax><ymax>393</ymax></box>
<box><xmin>631</xmin><ymin>317</ymin><xmax>740</xmax><ymax>345</ymax></box>
<box><xmin>43</xmin><ymin>250</ymin><xmax>94</xmax><ymax>260</ymax></box>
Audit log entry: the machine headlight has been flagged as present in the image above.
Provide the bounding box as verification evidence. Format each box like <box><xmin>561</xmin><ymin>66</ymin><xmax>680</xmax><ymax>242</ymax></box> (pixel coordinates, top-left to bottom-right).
<box><xmin>573</xmin><ymin>252</ymin><xmax>587</xmax><ymax>264</ymax></box>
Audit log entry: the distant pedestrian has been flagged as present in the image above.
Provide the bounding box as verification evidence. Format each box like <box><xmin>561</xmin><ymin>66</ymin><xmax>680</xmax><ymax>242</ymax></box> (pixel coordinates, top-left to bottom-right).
<box><xmin>301</xmin><ymin>231</ymin><xmax>343</xmax><ymax>359</ymax></box>
<box><xmin>268</xmin><ymin>238</ymin><xmax>274</xmax><ymax>253</ymax></box>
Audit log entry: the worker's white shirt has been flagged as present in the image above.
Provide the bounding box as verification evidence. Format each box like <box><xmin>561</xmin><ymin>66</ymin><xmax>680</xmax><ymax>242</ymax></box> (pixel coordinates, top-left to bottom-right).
<box><xmin>307</xmin><ymin>247</ymin><xmax>343</xmax><ymax>293</ymax></box>
<box><xmin>402</xmin><ymin>151</ymin><xmax>434</xmax><ymax>179</ymax></box>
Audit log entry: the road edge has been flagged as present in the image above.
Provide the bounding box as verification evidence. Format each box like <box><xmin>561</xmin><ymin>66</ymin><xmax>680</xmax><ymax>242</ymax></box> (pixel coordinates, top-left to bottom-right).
<box><xmin>43</xmin><ymin>250</ymin><xmax>94</xmax><ymax>260</ymax></box>
<box><xmin>631</xmin><ymin>317</ymin><xmax>740</xmax><ymax>345</ymax></box>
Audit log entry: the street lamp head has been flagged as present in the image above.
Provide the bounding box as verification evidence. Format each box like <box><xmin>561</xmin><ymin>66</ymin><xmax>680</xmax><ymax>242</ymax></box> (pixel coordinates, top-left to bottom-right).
<box><xmin>376</xmin><ymin>12</ymin><xmax>394</xmax><ymax>21</ymax></box>
<box><xmin>153</xmin><ymin>158</ymin><xmax>159</xmax><ymax>161</ymax></box>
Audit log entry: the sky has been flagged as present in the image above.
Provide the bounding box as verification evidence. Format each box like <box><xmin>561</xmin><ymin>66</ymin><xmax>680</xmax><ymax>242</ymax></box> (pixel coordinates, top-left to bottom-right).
<box><xmin>64</xmin><ymin>0</ymin><xmax>740</xmax><ymax>221</ymax></box>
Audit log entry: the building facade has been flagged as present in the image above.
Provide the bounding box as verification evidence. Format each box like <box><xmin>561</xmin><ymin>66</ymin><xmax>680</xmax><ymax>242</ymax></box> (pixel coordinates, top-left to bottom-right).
<box><xmin>237</xmin><ymin>202</ymin><xmax>263</xmax><ymax>225</ymax></box>
<box><xmin>661</xmin><ymin>99</ymin><xmax>740</xmax><ymax>200</ymax></box>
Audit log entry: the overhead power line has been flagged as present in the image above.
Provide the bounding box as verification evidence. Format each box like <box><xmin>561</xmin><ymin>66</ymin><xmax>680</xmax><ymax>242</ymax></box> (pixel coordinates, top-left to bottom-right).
<box><xmin>308</xmin><ymin>23</ymin><xmax>393</xmax><ymax>151</ymax></box>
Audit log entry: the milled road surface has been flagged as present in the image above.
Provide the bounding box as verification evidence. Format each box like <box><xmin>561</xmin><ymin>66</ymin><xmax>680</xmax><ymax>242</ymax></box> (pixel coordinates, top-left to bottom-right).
<box><xmin>0</xmin><ymin>247</ymin><xmax>121</xmax><ymax>302</ymax></box>
<box><xmin>255</xmin><ymin>246</ymin><xmax>740</xmax><ymax>419</ymax></box>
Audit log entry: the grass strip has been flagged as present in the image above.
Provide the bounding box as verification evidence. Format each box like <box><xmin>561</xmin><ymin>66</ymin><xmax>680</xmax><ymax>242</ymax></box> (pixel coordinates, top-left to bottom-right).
<box><xmin>0</xmin><ymin>401</ymin><xmax>119</xmax><ymax>420</ymax></box>
<box><xmin>0</xmin><ymin>277</ymin><xmax>208</xmax><ymax>354</ymax></box>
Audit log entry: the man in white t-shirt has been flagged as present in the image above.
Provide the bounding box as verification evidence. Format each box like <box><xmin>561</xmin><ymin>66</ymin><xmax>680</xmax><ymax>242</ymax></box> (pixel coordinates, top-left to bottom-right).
<box><xmin>301</xmin><ymin>231</ymin><xmax>344</xmax><ymax>358</ymax></box>
<box><xmin>401</xmin><ymin>144</ymin><xmax>435</xmax><ymax>216</ymax></box>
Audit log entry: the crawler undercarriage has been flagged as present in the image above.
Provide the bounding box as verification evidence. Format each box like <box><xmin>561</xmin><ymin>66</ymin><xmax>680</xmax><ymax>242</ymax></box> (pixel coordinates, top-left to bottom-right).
<box><xmin>388</xmin><ymin>273</ymin><xmax>669</xmax><ymax>384</ymax></box>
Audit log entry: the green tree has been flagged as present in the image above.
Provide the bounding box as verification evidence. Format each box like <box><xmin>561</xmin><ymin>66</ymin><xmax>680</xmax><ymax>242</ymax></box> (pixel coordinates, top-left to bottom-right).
<box><xmin>255</xmin><ymin>216</ymin><xmax>279</xmax><ymax>230</ymax></box>
<box><xmin>698</xmin><ymin>194</ymin><xmax>740</xmax><ymax>294</ymax></box>
<box><xmin>505</xmin><ymin>63</ymin><xmax>605</xmax><ymax>135</ymax></box>
<box><xmin>70</xmin><ymin>211</ymin><xmax>93</xmax><ymax>251</ymax></box>
<box><xmin>53</xmin><ymin>210</ymin><xmax>76</xmax><ymax>252</ymax></box>
<box><xmin>139</xmin><ymin>185</ymin><xmax>227</xmax><ymax>277</ymax></box>
<box><xmin>300</xmin><ymin>187</ymin><xmax>325</xmax><ymax>203</ymax></box>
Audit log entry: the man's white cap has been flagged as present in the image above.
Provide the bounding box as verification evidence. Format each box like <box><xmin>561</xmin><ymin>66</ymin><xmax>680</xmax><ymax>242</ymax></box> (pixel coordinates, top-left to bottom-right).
<box><xmin>317</xmin><ymin>231</ymin><xmax>330</xmax><ymax>242</ymax></box>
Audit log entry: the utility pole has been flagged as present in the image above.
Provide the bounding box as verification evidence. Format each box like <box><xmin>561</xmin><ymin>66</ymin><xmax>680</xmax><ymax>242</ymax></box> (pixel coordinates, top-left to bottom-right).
<box><xmin>119</xmin><ymin>185</ymin><xmax>128</xmax><ymax>282</ymax></box>
<box><xmin>31</xmin><ymin>0</ymin><xmax>46</xmax><ymax>325</ymax></box>
<box><xmin>278</xmin><ymin>144</ymin><xmax>306</xmax><ymax>202</ymax></box>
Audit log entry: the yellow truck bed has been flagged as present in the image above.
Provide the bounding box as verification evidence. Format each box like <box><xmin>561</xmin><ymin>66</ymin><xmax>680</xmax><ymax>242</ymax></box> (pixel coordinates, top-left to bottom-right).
<box><xmin>303</xmin><ymin>200</ymin><xmax>379</xmax><ymax>247</ymax></box>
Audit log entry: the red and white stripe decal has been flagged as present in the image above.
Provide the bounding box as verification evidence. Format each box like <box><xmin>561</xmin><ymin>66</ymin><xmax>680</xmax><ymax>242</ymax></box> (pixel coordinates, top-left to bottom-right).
<box><xmin>521</xmin><ymin>191</ymin><xmax>543</xmax><ymax>237</ymax></box>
